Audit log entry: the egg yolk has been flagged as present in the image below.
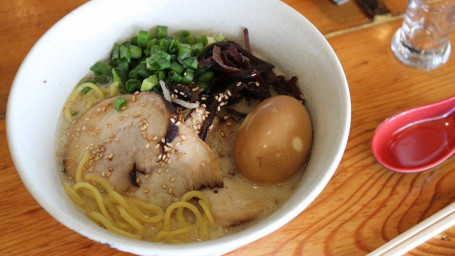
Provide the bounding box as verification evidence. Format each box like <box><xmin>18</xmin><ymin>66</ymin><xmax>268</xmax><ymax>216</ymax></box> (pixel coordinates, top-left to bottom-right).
<box><xmin>234</xmin><ymin>95</ymin><xmax>312</xmax><ymax>184</ymax></box>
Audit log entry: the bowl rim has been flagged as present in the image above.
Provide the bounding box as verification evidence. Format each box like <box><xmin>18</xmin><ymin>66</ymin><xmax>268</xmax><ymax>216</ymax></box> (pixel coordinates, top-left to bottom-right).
<box><xmin>6</xmin><ymin>0</ymin><xmax>351</xmax><ymax>255</ymax></box>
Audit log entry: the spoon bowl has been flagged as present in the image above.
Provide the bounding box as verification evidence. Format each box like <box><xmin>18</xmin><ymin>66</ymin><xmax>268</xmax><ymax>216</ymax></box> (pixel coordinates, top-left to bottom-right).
<box><xmin>372</xmin><ymin>96</ymin><xmax>455</xmax><ymax>173</ymax></box>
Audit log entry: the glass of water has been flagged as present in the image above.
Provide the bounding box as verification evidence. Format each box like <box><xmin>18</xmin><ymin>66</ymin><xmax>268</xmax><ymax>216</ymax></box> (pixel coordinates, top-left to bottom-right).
<box><xmin>391</xmin><ymin>0</ymin><xmax>455</xmax><ymax>70</ymax></box>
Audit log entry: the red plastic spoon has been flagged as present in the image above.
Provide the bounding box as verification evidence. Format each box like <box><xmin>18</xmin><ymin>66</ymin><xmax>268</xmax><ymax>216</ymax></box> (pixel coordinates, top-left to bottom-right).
<box><xmin>372</xmin><ymin>96</ymin><xmax>455</xmax><ymax>173</ymax></box>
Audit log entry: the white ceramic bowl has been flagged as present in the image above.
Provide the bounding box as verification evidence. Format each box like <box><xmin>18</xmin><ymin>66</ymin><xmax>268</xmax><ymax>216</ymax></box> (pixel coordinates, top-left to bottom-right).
<box><xmin>7</xmin><ymin>0</ymin><xmax>350</xmax><ymax>255</ymax></box>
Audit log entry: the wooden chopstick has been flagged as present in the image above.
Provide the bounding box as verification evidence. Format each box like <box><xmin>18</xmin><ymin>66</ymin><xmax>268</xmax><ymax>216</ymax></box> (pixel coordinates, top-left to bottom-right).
<box><xmin>367</xmin><ymin>201</ymin><xmax>455</xmax><ymax>256</ymax></box>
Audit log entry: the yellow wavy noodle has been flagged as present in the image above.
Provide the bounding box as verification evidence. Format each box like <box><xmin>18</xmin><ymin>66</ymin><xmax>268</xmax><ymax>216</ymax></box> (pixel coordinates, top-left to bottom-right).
<box><xmin>198</xmin><ymin>199</ymin><xmax>215</xmax><ymax>226</ymax></box>
<box><xmin>73</xmin><ymin>182</ymin><xmax>113</xmax><ymax>221</ymax></box>
<box><xmin>63</xmin><ymin>82</ymin><xmax>105</xmax><ymax>122</ymax></box>
<box><xmin>117</xmin><ymin>206</ymin><xmax>146</xmax><ymax>235</ymax></box>
<box><xmin>128</xmin><ymin>198</ymin><xmax>165</xmax><ymax>222</ymax></box>
<box><xmin>63</xmin><ymin>183</ymin><xmax>85</xmax><ymax>206</ymax></box>
<box><xmin>153</xmin><ymin>201</ymin><xmax>202</xmax><ymax>242</ymax></box>
<box><xmin>177</xmin><ymin>191</ymin><xmax>214</xmax><ymax>227</ymax></box>
<box><xmin>199</xmin><ymin>216</ymin><xmax>209</xmax><ymax>240</ymax></box>
<box><xmin>181</xmin><ymin>191</ymin><xmax>211</xmax><ymax>206</ymax></box>
<box><xmin>75</xmin><ymin>151</ymin><xmax>90</xmax><ymax>183</ymax></box>
<box><xmin>85</xmin><ymin>174</ymin><xmax>163</xmax><ymax>224</ymax></box>
<box><xmin>87</xmin><ymin>211</ymin><xmax>142</xmax><ymax>239</ymax></box>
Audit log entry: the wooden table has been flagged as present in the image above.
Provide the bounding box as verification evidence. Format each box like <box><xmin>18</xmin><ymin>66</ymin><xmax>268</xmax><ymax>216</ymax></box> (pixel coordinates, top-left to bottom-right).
<box><xmin>1</xmin><ymin>0</ymin><xmax>454</xmax><ymax>255</ymax></box>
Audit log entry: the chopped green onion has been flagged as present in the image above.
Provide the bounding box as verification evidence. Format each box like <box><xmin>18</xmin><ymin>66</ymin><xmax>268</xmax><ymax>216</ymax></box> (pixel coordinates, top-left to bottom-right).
<box><xmin>214</xmin><ymin>33</ymin><xmax>224</xmax><ymax>42</ymax></box>
<box><xmin>177</xmin><ymin>30</ymin><xmax>196</xmax><ymax>44</ymax></box>
<box><xmin>113</xmin><ymin>60</ymin><xmax>129</xmax><ymax>86</ymax></box>
<box><xmin>159</xmin><ymin>39</ymin><xmax>170</xmax><ymax>52</ymax></box>
<box><xmin>81</xmin><ymin>87</ymin><xmax>91</xmax><ymax>94</ymax></box>
<box><xmin>147</xmin><ymin>39</ymin><xmax>156</xmax><ymax>48</ymax></box>
<box><xmin>179</xmin><ymin>57</ymin><xmax>198</xmax><ymax>70</ymax></box>
<box><xmin>169</xmin><ymin>39</ymin><xmax>179</xmax><ymax>54</ymax></box>
<box><xmin>170</xmin><ymin>62</ymin><xmax>184</xmax><ymax>74</ymax></box>
<box><xmin>90</xmin><ymin>62</ymin><xmax>112</xmax><ymax>75</ymax></box>
<box><xmin>112</xmin><ymin>68</ymin><xmax>122</xmax><ymax>86</ymax></box>
<box><xmin>150</xmin><ymin>45</ymin><xmax>162</xmax><ymax>54</ymax></box>
<box><xmin>156</xmin><ymin>25</ymin><xmax>168</xmax><ymax>39</ymax></box>
<box><xmin>154</xmin><ymin>71</ymin><xmax>165</xmax><ymax>80</ymax></box>
<box><xmin>112</xmin><ymin>43</ymin><xmax>120</xmax><ymax>60</ymax></box>
<box><xmin>119</xmin><ymin>44</ymin><xmax>131</xmax><ymax>63</ymax></box>
<box><xmin>129</xmin><ymin>62</ymin><xmax>150</xmax><ymax>79</ymax></box>
<box><xmin>207</xmin><ymin>36</ymin><xmax>216</xmax><ymax>45</ymax></box>
<box><xmin>182</xmin><ymin>69</ymin><xmax>194</xmax><ymax>84</ymax></box>
<box><xmin>113</xmin><ymin>97</ymin><xmax>127</xmax><ymax>112</ymax></box>
<box><xmin>129</xmin><ymin>45</ymin><xmax>142</xmax><ymax>59</ymax></box>
<box><xmin>90</xmin><ymin>62</ymin><xmax>113</xmax><ymax>84</ymax></box>
<box><xmin>168</xmin><ymin>71</ymin><xmax>183</xmax><ymax>82</ymax></box>
<box><xmin>197</xmin><ymin>71</ymin><xmax>214</xmax><ymax>82</ymax></box>
<box><xmin>131</xmin><ymin>36</ymin><xmax>138</xmax><ymax>45</ymax></box>
<box><xmin>137</xmin><ymin>31</ymin><xmax>151</xmax><ymax>48</ymax></box>
<box><xmin>143</xmin><ymin>48</ymin><xmax>150</xmax><ymax>56</ymax></box>
<box><xmin>141</xmin><ymin>75</ymin><xmax>158</xmax><ymax>91</ymax></box>
<box><xmin>197</xmin><ymin>81</ymin><xmax>208</xmax><ymax>89</ymax></box>
<box><xmin>178</xmin><ymin>44</ymin><xmax>192</xmax><ymax>60</ymax></box>
<box><xmin>125</xmin><ymin>79</ymin><xmax>141</xmax><ymax>93</ymax></box>
<box><xmin>191</xmin><ymin>42</ymin><xmax>204</xmax><ymax>57</ymax></box>
<box><xmin>146</xmin><ymin>51</ymin><xmax>172</xmax><ymax>71</ymax></box>
<box><xmin>197</xmin><ymin>35</ymin><xmax>208</xmax><ymax>46</ymax></box>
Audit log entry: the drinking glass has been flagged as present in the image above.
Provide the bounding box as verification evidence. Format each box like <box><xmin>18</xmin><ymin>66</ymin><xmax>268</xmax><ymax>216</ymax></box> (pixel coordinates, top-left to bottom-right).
<box><xmin>391</xmin><ymin>0</ymin><xmax>455</xmax><ymax>70</ymax></box>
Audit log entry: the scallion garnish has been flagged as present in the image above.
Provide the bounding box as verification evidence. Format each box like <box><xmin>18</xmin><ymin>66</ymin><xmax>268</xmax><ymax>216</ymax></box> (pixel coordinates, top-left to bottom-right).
<box><xmin>156</xmin><ymin>25</ymin><xmax>168</xmax><ymax>39</ymax></box>
<box><xmin>136</xmin><ymin>31</ymin><xmax>151</xmax><ymax>48</ymax></box>
<box><xmin>113</xmin><ymin>97</ymin><xmax>127</xmax><ymax>112</ymax></box>
<box><xmin>125</xmin><ymin>79</ymin><xmax>141</xmax><ymax>93</ymax></box>
<box><xmin>88</xmin><ymin>25</ymin><xmax>220</xmax><ymax>95</ymax></box>
<box><xmin>141</xmin><ymin>75</ymin><xmax>158</xmax><ymax>91</ymax></box>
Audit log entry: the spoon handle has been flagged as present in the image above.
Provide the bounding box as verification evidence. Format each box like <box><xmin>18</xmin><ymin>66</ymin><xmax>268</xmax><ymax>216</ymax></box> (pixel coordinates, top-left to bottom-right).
<box><xmin>367</xmin><ymin>201</ymin><xmax>455</xmax><ymax>256</ymax></box>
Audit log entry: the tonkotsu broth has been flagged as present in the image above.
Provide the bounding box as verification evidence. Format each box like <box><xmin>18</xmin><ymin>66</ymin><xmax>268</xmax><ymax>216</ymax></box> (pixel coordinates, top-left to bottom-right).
<box><xmin>55</xmin><ymin>27</ymin><xmax>307</xmax><ymax>242</ymax></box>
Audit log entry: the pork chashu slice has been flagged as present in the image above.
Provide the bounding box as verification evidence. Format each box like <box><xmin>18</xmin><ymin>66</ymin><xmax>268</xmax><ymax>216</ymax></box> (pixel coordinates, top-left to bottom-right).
<box><xmin>63</xmin><ymin>91</ymin><xmax>223</xmax><ymax>208</ymax></box>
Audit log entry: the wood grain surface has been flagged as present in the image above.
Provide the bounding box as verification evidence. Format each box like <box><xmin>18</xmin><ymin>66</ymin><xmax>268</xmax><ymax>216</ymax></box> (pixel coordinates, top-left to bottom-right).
<box><xmin>1</xmin><ymin>0</ymin><xmax>454</xmax><ymax>255</ymax></box>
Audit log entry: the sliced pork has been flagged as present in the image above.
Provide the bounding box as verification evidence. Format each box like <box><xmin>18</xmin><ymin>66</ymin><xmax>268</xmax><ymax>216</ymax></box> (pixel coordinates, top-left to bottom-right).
<box><xmin>63</xmin><ymin>92</ymin><xmax>222</xmax><ymax>208</ymax></box>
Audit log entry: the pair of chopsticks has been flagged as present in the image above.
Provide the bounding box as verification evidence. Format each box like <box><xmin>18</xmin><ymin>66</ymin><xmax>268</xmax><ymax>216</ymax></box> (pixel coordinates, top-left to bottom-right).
<box><xmin>367</xmin><ymin>201</ymin><xmax>455</xmax><ymax>256</ymax></box>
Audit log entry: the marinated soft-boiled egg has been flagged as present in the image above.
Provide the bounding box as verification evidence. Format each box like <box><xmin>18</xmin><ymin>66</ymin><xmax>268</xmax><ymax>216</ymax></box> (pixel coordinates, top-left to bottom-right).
<box><xmin>234</xmin><ymin>95</ymin><xmax>312</xmax><ymax>184</ymax></box>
